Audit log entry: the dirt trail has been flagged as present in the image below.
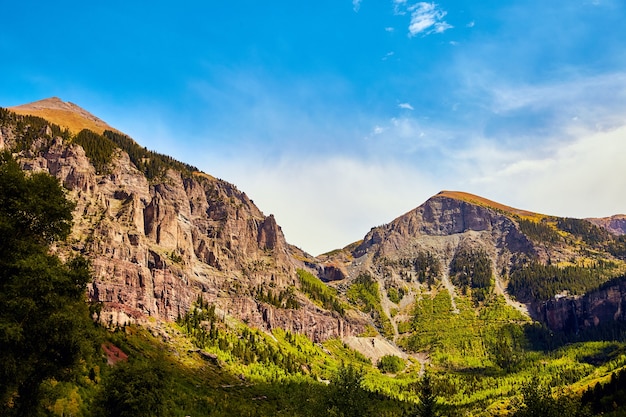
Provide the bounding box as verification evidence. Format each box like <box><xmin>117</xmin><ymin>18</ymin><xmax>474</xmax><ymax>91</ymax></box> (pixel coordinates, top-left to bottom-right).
<box><xmin>343</xmin><ymin>336</ymin><xmax>430</xmax><ymax>375</ymax></box>
<box><xmin>439</xmin><ymin>272</ymin><xmax>460</xmax><ymax>314</ymax></box>
<box><xmin>494</xmin><ymin>275</ymin><xmax>529</xmax><ymax>316</ymax></box>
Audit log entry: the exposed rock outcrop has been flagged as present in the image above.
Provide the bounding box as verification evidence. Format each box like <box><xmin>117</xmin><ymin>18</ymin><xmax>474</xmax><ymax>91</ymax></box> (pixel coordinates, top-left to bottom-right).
<box><xmin>533</xmin><ymin>278</ymin><xmax>626</xmax><ymax>332</ymax></box>
<box><xmin>588</xmin><ymin>215</ymin><xmax>626</xmax><ymax>236</ymax></box>
<box><xmin>317</xmin><ymin>263</ymin><xmax>349</xmax><ymax>282</ymax></box>
<box><xmin>0</xmin><ymin>103</ymin><xmax>364</xmax><ymax>342</ymax></box>
<box><xmin>354</xmin><ymin>194</ymin><xmax>535</xmax><ymax>259</ymax></box>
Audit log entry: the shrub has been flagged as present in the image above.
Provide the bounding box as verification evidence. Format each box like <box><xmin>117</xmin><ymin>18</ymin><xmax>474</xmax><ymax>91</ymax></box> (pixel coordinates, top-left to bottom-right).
<box><xmin>377</xmin><ymin>355</ymin><xmax>405</xmax><ymax>373</ymax></box>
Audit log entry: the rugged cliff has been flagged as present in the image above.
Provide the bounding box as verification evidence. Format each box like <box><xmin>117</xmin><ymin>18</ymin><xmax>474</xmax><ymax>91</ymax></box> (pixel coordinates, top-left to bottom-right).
<box><xmin>588</xmin><ymin>215</ymin><xmax>626</xmax><ymax>236</ymax></box>
<box><xmin>3</xmin><ymin>99</ymin><xmax>626</xmax><ymax>343</ymax></box>
<box><xmin>0</xmin><ymin>101</ymin><xmax>364</xmax><ymax>342</ymax></box>
<box><xmin>324</xmin><ymin>191</ymin><xmax>626</xmax><ymax>336</ymax></box>
<box><xmin>533</xmin><ymin>277</ymin><xmax>626</xmax><ymax>332</ymax></box>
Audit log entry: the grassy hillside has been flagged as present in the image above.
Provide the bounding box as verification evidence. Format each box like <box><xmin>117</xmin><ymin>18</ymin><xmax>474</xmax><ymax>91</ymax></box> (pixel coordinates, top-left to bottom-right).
<box><xmin>9</xmin><ymin>97</ymin><xmax>114</xmax><ymax>134</ymax></box>
<box><xmin>34</xmin><ymin>292</ymin><xmax>626</xmax><ymax>416</ymax></box>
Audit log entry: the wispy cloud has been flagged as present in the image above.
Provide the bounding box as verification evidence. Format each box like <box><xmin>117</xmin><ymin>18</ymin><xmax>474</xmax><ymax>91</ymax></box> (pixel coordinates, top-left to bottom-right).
<box><xmin>393</xmin><ymin>0</ymin><xmax>408</xmax><ymax>15</ymax></box>
<box><xmin>353</xmin><ymin>0</ymin><xmax>362</xmax><ymax>12</ymax></box>
<box><xmin>394</xmin><ymin>2</ymin><xmax>452</xmax><ymax>36</ymax></box>
<box><xmin>398</xmin><ymin>102</ymin><xmax>414</xmax><ymax>110</ymax></box>
<box><xmin>477</xmin><ymin>72</ymin><xmax>626</xmax><ymax>146</ymax></box>
<box><xmin>458</xmin><ymin>124</ymin><xmax>626</xmax><ymax>218</ymax></box>
<box><xmin>364</xmin><ymin>116</ymin><xmax>450</xmax><ymax>162</ymax></box>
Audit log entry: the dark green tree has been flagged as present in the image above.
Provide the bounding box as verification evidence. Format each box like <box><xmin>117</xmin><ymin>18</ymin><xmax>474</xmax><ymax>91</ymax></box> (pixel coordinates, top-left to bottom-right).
<box><xmin>512</xmin><ymin>377</ymin><xmax>588</xmax><ymax>417</ymax></box>
<box><xmin>377</xmin><ymin>354</ymin><xmax>406</xmax><ymax>373</ymax></box>
<box><xmin>408</xmin><ymin>373</ymin><xmax>440</xmax><ymax>417</ymax></box>
<box><xmin>327</xmin><ymin>363</ymin><xmax>369</xmax><ymax>417</ymax></box>
<box><xmin>99</xmin><ymin>357</ymin><xmax>171</xmax><ymax>417</ymax></box>
<box><xmin>489</xmin><ymin>325</ymin><xmax>523</xmax><ymax>372</ymax></box>
<box><xmin>0</xmin><ymin>152</ymin><xmax>93</xmax><ymax>415</ymax></box>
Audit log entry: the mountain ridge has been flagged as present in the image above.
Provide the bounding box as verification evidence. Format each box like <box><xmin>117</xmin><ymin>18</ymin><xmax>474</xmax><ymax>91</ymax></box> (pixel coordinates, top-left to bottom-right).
<box><xmin>0</xmin><ymin>99</ymin><xmax>367</xmax><ymax>342</ymax></box>
<box><xmin>3</xmin><ymin>97</ymin><xmax>626</xmax><ymax>338</ymax></box>
<box><xmin>4</xmin><ymin>97</ymin><xmax>626</xmax><ymax>415</ymax></box>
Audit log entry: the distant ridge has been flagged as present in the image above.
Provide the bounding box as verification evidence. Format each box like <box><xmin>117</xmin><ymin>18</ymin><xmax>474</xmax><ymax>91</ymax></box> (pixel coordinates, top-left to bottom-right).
<box><xmin>9</xmin><ymin>97</ymin><xmax>115</xmax><ymax>134</ymax></box>
<box><xmin>587</xmin><ymin>214</ymin><xmax>626</xmax><ymax>236</ymax></box>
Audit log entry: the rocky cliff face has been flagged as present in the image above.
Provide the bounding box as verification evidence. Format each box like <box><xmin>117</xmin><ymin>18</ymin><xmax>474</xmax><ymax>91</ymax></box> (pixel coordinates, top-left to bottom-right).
<box><xmin>354</xmin><ymin>193</ymin><xmax>535</xmax><ymax>259</ymax></box>
<box><xmin>533</xmin><ymin>278</ymin><xmax>626</xmax><ymax>332</ymax></box>
<box><xmin>325</xmin><ymin>191</ymin><xmax>626</xmax><ymax>337</ymax></box>
<box><xmin>0</xmin><ymin>104</ymin><xmax>364</xmax><ymax>342</ymax></box>
<box><xmin>588</xmin><ymin>215</ymin><xmax>626</xmax><ymax>236</ymax></box>
<box><xmin>345</xmin><ymin>193</ymin><xmax>539</xmax><ymax>293</ymax></box>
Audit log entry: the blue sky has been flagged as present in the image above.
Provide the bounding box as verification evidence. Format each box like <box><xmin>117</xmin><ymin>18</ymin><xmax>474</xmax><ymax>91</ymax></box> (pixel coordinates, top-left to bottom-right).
<box><xmin>2</xmin><ymin>1</ymin><xmax>626</xmax><ymax>254</ymax></box>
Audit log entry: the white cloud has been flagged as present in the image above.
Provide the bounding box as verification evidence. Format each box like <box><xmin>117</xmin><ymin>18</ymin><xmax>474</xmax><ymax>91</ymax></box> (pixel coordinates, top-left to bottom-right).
<box><xmin>382</xmin><ymin>51</ymin><xmax>395</xmax><ymax>60</ymax></box>
<box><xmin>466</xmin><ymin>21</ymin><xmax>475</xmax><ymax>28</ymax></box>
<box><xmin>385</xmin><ymin>26</ymin><xmax>395</xmax><ymax>32</ymax></box>
<box><xmin>461</xmin><ymin>125</ymin><xmax>626</xmax><ymax>219</ymax></box>
<box><xmin>399</xmin><ymin>2</ymin><xmax>452</xmax><ymax>36</ymax></box>
<box><xmin>398</xmin><ymin>102</ymin><xmax>414</xmax><ymax>110</ymax></box>
<box><xmin>212</xmin><ymin>154</ymin><xmax>438</xmax><ymax>255</ymax></box>
<box><xmin>364</xmin><ymin>115</ymin><xmax>449</xmax><ymax>160</ymax></box>
<box><xmin>353</xmin><ymin>0</ymin><xmax>362</xmax><ymax>12</ymax></box>
<box><xmin>393</xmin><ymin>0</ymin><xmax>408</xmax><ymax>15</ymax></box>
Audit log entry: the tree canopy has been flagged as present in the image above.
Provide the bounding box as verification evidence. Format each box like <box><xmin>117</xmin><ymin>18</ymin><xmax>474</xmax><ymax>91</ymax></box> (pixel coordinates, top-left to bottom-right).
<box><xmin>0</xmin><ymin>151</ymin><xmax>93</xmax><ymax>415</ymax></box>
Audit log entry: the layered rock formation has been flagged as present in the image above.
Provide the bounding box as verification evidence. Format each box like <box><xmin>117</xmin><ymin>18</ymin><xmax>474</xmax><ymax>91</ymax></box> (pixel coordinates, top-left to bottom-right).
<box><xmin>534</xmin><ymin>278</ymin><xmax>626</xmax><ymax>332</ymax></box>
<box><xmin>0</xmin><ymin>101</ymin><xmax>364</xmax><ymax>342</ymax></box>
<box><xmin>354</xmin><ymin>191</ymin><xmax>535</xmax><ymax>259</ymax></box>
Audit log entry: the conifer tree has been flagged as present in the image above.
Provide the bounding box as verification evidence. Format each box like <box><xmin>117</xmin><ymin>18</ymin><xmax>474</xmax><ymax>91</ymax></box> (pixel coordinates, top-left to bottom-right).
<box><xmin>0</xmin><ymin>152</ymin><xmax>93</xmax><ymax>415</ymax></box>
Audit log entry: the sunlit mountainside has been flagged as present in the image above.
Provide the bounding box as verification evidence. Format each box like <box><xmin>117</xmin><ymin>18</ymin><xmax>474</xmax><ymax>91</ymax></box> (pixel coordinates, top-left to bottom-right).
<box><xmin>9</xmin><ymin>97</ymin><xmax>115</xmax><ymax>134</ymax></box>
<box><xmin>2</xmin><ymin>98</ymin><xmax>626</xmax><ymax>416</ymax></box>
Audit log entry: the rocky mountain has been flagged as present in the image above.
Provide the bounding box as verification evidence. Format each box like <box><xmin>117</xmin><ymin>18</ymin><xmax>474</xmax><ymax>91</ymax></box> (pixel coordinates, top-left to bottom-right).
<box><xmin>322</xmin><ymin>190</ymin><xmax>626</xmax><ymax>338</ymax></box>
<box><xmin>534</xmin><ymin>277</ymin><xmax>626</xmax><ymax>333</ymax></box>
<box><xmin>3</xmin><ymin>98</ymin><xmax>626</xmax><ymax>345</ymax></box>
<box><xmin>0</xmin><ymin>99</ymin><xmax>364</xmax><ymax>342</ymax></box>
<box><xmin>588</xmin><ymin>214</ymin><xmax>626</xmax><ymax>236</ymax></box>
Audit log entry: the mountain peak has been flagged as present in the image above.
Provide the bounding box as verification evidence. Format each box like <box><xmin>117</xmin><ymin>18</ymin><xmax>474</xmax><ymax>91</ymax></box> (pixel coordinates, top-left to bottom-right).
<box><xmin>434</xmin><ymin>190</ymin><xmax>541</xmax><ymax>219</ymax></box>
<box><xmin>9</xmin><ymin>97</ymin><xmax>115</xmax><ymax>134</ymax></box>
